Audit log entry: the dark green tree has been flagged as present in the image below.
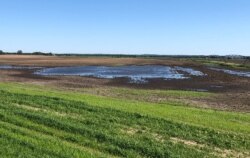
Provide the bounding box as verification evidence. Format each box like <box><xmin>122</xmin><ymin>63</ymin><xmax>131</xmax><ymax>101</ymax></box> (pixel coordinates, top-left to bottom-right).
<box><xmin>17</xmin><ymin>50</ymin><xmax>23</xmax><ymax>54</ymax></box>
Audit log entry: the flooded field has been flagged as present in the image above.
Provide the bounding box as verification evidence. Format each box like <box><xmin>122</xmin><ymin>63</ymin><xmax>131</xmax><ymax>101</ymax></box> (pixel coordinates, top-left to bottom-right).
<box><xmin>0</xmin><ymin>55</ymin><xmax>249</xmax><ymax>157</ymax></box>
<box><xmin>0</xmin><ymin>65</ymin><xmax>41</xmax><ymax>70</ymax></box>
<box><xmin>35</xmin><ymin>65</ymin><xmax>205</xmax><ymax>83</ymax></box>
<box><xmin>211</xmin><ymin>68</ymin><xmax>250</xmax><ymax>78</ymax></box>
<box><xmin>1</xmin><ymin>64</ymin><xmax>250</xmax><ymax>84</ymax></box>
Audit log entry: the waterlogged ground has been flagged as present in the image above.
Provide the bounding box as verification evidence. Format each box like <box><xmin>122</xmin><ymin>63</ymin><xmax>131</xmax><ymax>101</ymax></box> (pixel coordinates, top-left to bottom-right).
<box><xmin>1</xmin><ymin>64</ymin><xmax>250</xmax><ymax>84</ymax></box>
<box><xmin>35</xmin><ymin>65</ymin><xmax>205</xmax><ymax>83</ymax></box>
<box><xmin>210</xmin><ymin>68</ymin><xmax>250</xmax><ymax>78</ymax></box>
<box><xmin>0</xmin><ymin>65</ymin><xmax>42</xmax><ymax>70</ymax></box>
<box><xmin>0</xmin><ymin>56</ymin><xmax>249</xmax><ymax>157</ymax></box>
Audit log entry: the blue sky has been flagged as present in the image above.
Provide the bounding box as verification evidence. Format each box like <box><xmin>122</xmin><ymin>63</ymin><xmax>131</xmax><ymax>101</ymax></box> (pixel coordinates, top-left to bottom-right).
<box><xmin>0</xmin><ymin>0</ymin><xmax>250</xmax><ymax>55</ymax></box>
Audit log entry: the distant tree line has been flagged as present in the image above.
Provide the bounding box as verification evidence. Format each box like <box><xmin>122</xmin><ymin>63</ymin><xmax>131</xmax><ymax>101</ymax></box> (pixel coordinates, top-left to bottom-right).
<box><xmin>31</xmin><ymin>52</ymin><xmax>53</xmax><ymax>56</ymax></box>
<box><xmin>0</xmin><ymin>50</ymin><xmax>249</xmax><ymax>59</ymax></box>
<box><xmin>0</xmin><ymin>50</ymin><xmax>53</xmax><ymax>56</ymax></box>
<box><xmin>56</xmin><ymin>54</ymin><xmax>250</xmax><ymax>59</ymax></box>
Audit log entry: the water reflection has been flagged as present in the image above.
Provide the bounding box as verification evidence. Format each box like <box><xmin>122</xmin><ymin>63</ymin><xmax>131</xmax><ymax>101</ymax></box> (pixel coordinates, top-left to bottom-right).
<box><xmin>35</xmin><ymin>65</ymin><xmax>205</xmax><ymax>83</ymax></box>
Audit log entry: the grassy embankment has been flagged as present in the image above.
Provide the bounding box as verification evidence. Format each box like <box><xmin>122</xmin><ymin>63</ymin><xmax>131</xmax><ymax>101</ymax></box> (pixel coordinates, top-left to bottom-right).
<box><xmin>0</xmin><ymin>82</ymin><xmax>249</xmax><ymax>157</ymax></box>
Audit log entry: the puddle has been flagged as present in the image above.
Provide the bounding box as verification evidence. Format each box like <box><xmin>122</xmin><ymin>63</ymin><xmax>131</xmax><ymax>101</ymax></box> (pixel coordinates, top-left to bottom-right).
<box><xmin>210</xmin><ymin>68</ymin><xmax>250</xmax><ymax>78</ymax></box>
<box><xmin>210</xmin><ymin>85</ymin><xmax>223</xmax><ymax>88</ymax></box>
<box><xmin>0</xmin><ymin>65</ymin><xmax>41</xmax><ymax>70</ymax></box>
<box><xmin>34</xmin><ymin>65</ymin><xmax>205</xmax><ymax>83</ymax></box>
<box><xmin>174</xmin><ymin>66</ymin><xmax>205</xmax><ymax>76</ymax></box>
<box><xmin>187</xmin><ymin>89</ymin><xmax>209</xmax><ymax>92</ymax></box>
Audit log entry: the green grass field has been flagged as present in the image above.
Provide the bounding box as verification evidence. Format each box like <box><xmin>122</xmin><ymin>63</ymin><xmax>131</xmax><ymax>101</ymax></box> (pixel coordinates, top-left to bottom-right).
<box><xmin>0</xmin><ymin>82</ymin><xmax>249</xmax><ymax>157</ymax></box>
<box><xmin>191</xmin><ymin>59</ymin><xmax>250</xmax><ymax>70</ymax></box>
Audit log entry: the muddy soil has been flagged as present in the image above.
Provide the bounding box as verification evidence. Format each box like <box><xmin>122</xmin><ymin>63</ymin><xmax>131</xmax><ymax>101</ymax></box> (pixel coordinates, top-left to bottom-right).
<box><xmin>0</xmin><ymin>55</ymin><xmax>249</xmax><ymax>112</ymax></box>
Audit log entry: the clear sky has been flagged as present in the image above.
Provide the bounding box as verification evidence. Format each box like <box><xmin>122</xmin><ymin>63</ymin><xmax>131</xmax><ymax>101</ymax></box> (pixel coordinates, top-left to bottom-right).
<box><xmin>0</xmin><ymin>0</ymin><xmax>250</xmax><ymax>55</ymax></box>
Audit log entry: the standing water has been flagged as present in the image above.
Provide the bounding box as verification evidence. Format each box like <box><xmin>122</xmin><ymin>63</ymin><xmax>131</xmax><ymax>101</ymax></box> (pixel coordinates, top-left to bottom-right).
<box><xmin>34</xmin><ymin>65</ymin><xmax>205</xmax><ymax>83</ymax></box>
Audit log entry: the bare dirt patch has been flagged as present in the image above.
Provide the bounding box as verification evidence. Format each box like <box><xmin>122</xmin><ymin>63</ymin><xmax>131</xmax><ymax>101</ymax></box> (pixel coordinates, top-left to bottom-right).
<box><xmin>170</xmin><ymin>137</ymin><xmax>250</xmax><ymax>158</ymax></box>
<box><xmin>170</xmin><ymin>137</ymin><xmax>205</xmax><ymax>148</ymax></box>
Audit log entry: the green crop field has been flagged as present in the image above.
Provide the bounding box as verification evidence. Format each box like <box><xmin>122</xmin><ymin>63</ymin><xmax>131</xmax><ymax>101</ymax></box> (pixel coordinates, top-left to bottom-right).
<box><xmin>0</xmin><ymin>82</ymin><xmax>249</xmax><ymax>157</ymax></box>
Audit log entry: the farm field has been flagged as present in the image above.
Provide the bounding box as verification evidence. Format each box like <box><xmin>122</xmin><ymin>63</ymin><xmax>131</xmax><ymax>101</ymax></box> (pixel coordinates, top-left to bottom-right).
<box><xmin>0</xmin><ymin>55</ymin><xmax>249</xmax><ymax>157</ymax></box>
<box><xmin>1</xmin><ymin>0</ymin><xmax>250</xmax><ymax>157</ymax></box>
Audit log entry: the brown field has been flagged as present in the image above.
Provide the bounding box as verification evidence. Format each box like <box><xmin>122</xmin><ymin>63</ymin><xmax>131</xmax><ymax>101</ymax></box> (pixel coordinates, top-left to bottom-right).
<box><xmin>0</xmin><ymin>55</ymin><xmax>249</xmax><ymax>112</ymax></box>
<box><xmin>0</xmin><ymin>55</ymin><xmax>192</xmax><ymax>66</ymax></box>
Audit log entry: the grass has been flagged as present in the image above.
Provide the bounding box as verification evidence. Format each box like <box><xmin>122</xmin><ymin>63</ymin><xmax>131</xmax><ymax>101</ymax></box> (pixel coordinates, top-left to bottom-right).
<box><xmin>191</xmin><ymin>59</ymin><xmax>250</xmax><ymax>70</ymax></box>
<box><xmin>0</xmin><ymin>82</ymin><xmax>249</xmax><ymax>157</ymax></box>
<box><xmin>111</xmin><ymin>87</ymin><xmax>212</xmax><ymax>97</ymax></box>
<box><xmin>76</xmin><ymin>86</ymin><xmax>213</xmax><ymax>108</ymax></box>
